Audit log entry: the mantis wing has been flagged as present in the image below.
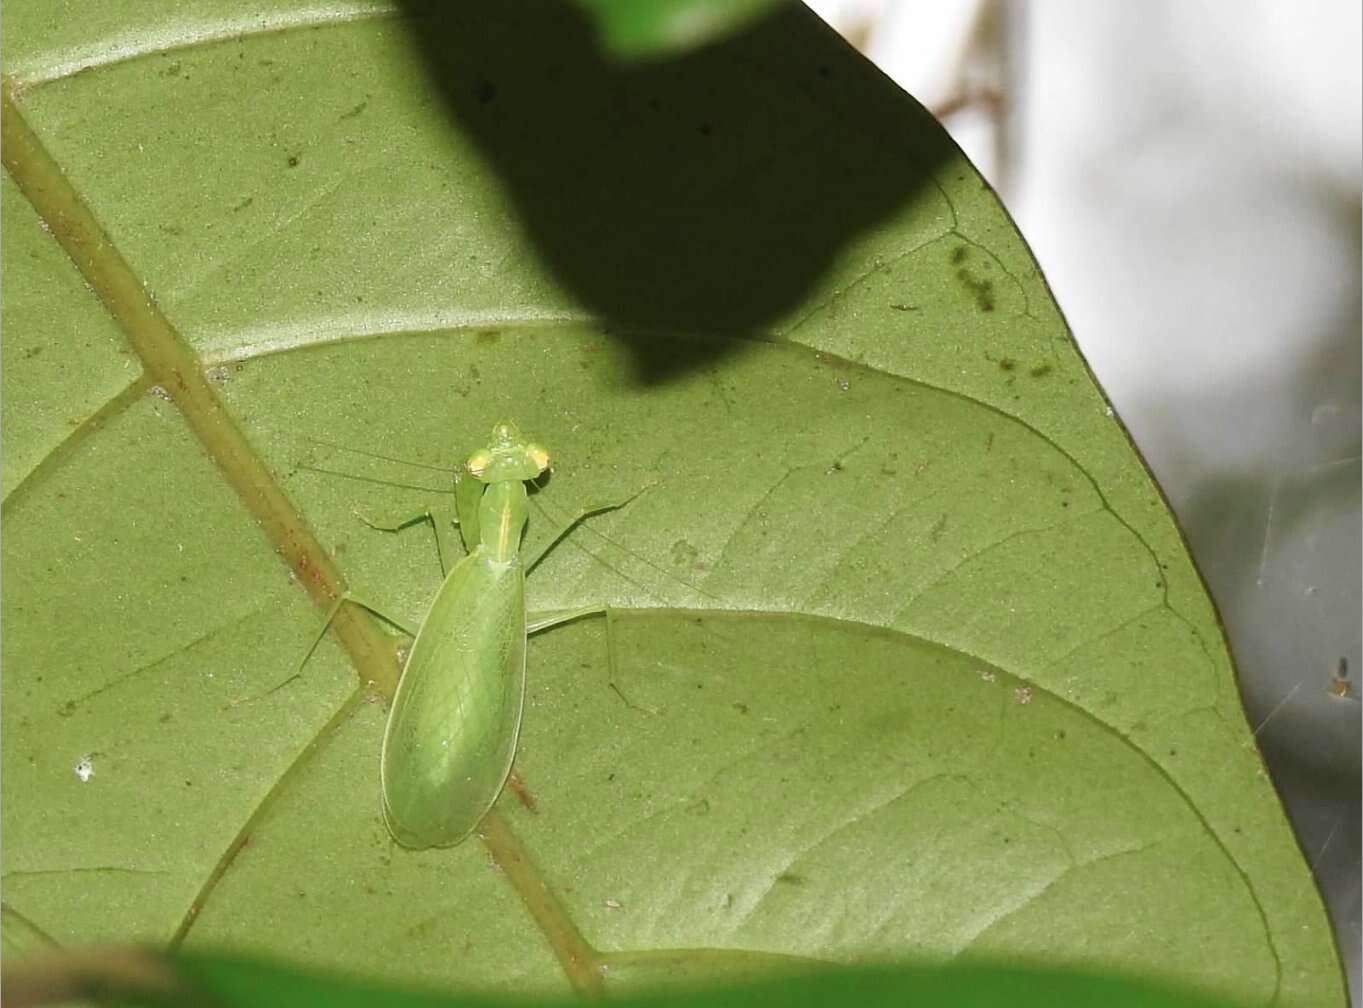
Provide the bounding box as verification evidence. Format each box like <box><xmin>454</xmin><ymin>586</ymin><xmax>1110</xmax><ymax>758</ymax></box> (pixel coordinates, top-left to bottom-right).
<box><xmin>380</xmin><ymin>549</ymin><xmax>526</xmax><ymax>849</ymax></box>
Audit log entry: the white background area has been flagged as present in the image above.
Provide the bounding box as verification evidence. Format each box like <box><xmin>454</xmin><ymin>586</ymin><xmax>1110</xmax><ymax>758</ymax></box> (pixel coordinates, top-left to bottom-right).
<box><xmin>804</xmin><ymin>0</ymin><xmax>1362</xmax><ymax>999</ymax></box>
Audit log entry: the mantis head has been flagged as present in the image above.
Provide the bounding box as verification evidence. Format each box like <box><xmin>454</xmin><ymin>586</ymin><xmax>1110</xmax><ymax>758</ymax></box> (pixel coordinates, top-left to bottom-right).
<box><xmin>464</xmin><ymin>421</ymin><xmax>551</xmax><ymax>483</ymax></box>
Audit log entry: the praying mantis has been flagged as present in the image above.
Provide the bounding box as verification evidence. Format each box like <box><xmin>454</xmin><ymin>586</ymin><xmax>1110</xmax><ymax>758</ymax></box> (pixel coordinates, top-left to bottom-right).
<box><xmin>308</xmin><ymin>421</ymin><xmax>640</xmax><ymax>849</ymax></box>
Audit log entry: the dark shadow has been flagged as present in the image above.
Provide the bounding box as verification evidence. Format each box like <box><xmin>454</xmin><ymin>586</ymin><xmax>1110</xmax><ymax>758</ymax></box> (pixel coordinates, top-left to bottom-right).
<box><xmin>396</xmin><ymin>0</ymin><xmax>953</xmax><ymax>383</ymax></box>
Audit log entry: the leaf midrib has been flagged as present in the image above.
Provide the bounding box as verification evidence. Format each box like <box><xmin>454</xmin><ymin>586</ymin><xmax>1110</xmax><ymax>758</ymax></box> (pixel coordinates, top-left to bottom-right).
<box><xmin>3</xmin><ymin>60</ymin><xmax>655</xmax><ymax>999</ymax></box>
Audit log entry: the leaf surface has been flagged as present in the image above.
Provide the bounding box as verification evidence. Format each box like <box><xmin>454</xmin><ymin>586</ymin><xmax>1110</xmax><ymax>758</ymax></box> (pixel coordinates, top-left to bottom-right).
<box><xmin>0</xmin><ymin>4</ymin><xmax>1342</xmax><ymax>1006</ymax></box>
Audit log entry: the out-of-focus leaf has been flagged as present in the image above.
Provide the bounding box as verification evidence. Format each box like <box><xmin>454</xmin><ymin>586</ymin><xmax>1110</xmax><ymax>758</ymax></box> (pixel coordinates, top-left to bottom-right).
<box><xmin>572</xmin><ymin>0</ymin><xmax>788</xmax><ymax>59</ymax></box>
<box><xmin>3</xmin><ymin>950</ymin><xmax>1251</xmax><ymax>1008</ymax></box>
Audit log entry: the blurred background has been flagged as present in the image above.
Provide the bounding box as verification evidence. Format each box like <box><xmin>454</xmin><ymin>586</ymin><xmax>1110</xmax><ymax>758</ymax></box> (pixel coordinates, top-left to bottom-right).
<box><xmin>802</xmin><ymin>0</ymin><xmax>1361</xmax><ymax>1000</ymax></box>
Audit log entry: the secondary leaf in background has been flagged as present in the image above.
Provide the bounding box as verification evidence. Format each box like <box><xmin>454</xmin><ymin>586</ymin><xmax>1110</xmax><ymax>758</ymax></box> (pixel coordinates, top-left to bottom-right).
<box><xmin>0</xmin><ymin>2</ymin><xmax>1344</xmax><ymax>1007</ymax></box>
<box><xmin>1</xmin><ymin>950</ymin><xmax>1252</xmax><ymax>1008</ymax></box>
<box><xmin>572</xmin><ymin>0</ymin><xmax>788</xmax><ymax>60</ymax></box>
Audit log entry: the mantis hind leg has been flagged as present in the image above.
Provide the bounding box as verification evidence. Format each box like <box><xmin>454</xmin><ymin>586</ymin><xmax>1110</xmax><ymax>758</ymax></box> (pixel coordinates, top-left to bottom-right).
<box><xmin>522</xmin><ymin>485</ymin><xmax>654</xmax><ymax>714</ymax></box>
<box><xmin>526</xmin><ymin>605</ymin><xmax>608</xmax><ymax>634</ymax></box>
<box><xmin>293</xmin><ymin>503</ymin><xmax>457</xmax><ymax>672</ymax></box>
<box><xmin>297</xmin><ymin>502</ymin><xmax>461</xmax><ymax>679</ymax></box>
<box><xmin>526</xmin><ymin>606</ymin><xmax>656</xmax><ymax>716</ymax></box>
<box><xmin>297</xmin><ymin>592</ymin><xmax>420</xmax><ymax>674</ymax></box>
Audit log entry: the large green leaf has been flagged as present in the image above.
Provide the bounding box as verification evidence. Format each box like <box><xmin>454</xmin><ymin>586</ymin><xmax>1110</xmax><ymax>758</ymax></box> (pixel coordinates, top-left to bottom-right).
<box><xmin>1</xmin><ymin>3</ymin><xmax>1343</xmax><ymax>1007</ymax></box>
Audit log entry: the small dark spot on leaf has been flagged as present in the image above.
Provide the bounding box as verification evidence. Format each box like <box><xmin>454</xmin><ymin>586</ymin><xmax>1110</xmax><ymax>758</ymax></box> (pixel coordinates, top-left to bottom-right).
<box><xmin>339</xmin><ymin>99</ymin><xmax>368</xmax><ymax>121</ymax></box>
<box><xmin>475</xmin><ymin>79</ymin><xmax>497</xmax><ymax>104</ymax></box>
<box><xmin>817</xmin><ymin>64</ymin><xmax>832</xmax><ymax>78</ymax></box>
<box><xmin>997</xmin><ymin>358</ymin><xmax>1016</xmax><ymax>372</ymax></box>
<box><xmin>22</xmin><ymin>346</ymin><xmax>42</xmax><ymax>359</ymax></box>
<box><xmin>1029</xmin><ymin>363</ymin><xmax>1053</xmax><ymax>378</ymax></box>
<box><xmin>475</xmin><ymin>330</ymin><xmax>501</xmax><ymax>346</ymax></box>
<box><xmin>231</xmin><ymin>196</ymin><xmax>254</xmax><ymax>212</ymax></box>
<box><xmin>776</xmin><ymin>872</ymin><xmax>806</xmax><ymax>885</ymax></box>
<box><xmin>889</xmin><ymin>303</ymin><xmax>918</xmax><ymax>312</ymax></box>
<box><xmin>951</xmin><ymin>246</ymin><xmax>968</xmax><ymax>264</ymax></box>
<box><xmin>671</xmin><ymin>539</ymin><xmax>699</xmax><ymax>566</ymax></box>
<box><xmin>286</xmin><ymin>155</ymin><xmax>300</xmax><ymax>168</ymax></box>
<box><xmin>159</xmin><ymin>713</ymin><xmax>172</xmax><ymax>723</ymax></box>
<box><xmin>698</xmin><ymin>123</ymin><xmax>714</xmax><ymax>137</ymax></box>
<box><xmin>57</xmin><ymin>700</ymin><xmax>76</xmax><ymax>717</ymax></box>
<box><xmin>733</xmin><ymin>702</ymin><xmax>749</xmax><ymax>715</ymax></box>
<box><xmin>956</xmin><ymin>269</ymin><xmax>995</xmax><ymax>311</ymax></box>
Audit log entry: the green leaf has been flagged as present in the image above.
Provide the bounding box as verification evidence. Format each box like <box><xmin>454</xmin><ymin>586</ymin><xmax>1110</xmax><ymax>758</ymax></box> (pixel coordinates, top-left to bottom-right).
<box><xmin>3</xmin><ymin>950</ymin><xmax>1253</xmax><ymax>1008</ymax></box>
<box><xmin>571</xmin><ymin>0</ymin><xmax>789</xmax><ymax>60</ymax></box>
<box><xmin>1</xmin><ymin>4</ymin><xmax>1343</xmax><ymax>1008</ymax></box>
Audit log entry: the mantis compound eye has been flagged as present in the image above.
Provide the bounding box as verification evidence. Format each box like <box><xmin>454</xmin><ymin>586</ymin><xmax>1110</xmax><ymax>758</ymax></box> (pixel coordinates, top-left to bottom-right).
<box><xmin>525</xmin><ymin>443</ymin><xmax>550</xmax><ymax>475</ymax></box>
<box><xmin>465</xmin><ymin>449</ymin><xmax>493</xmax><ymax>479</ymax></box>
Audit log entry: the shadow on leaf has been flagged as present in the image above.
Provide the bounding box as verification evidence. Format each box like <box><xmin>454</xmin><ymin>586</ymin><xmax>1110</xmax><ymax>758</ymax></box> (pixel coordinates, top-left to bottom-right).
<box><xmin>396</xmin><ymin>0</ymin><xmax>952</xmax><ymax>383</ymax></box>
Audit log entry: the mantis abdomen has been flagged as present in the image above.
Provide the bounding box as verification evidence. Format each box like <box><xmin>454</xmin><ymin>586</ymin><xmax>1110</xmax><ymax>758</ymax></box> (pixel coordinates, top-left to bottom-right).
<box><xmin>380</xmin><ymin>542</ymin><xmax>527</xmax><ymax>849</ymax></box>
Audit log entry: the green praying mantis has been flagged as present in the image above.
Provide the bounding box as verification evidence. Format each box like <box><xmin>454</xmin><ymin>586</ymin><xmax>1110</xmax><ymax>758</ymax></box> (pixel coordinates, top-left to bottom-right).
<box><xmin>307</xmin><ymin>421</ymin><xmax>640</xmax><ymax>849</ymax></box>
